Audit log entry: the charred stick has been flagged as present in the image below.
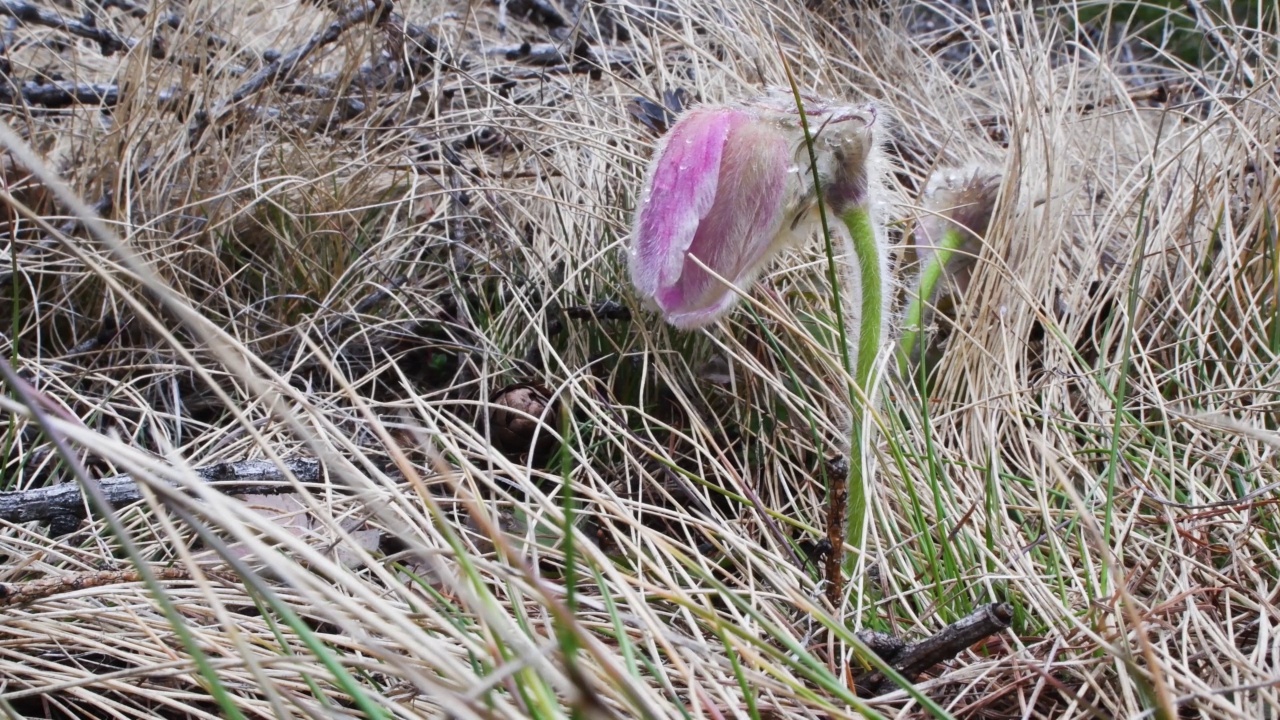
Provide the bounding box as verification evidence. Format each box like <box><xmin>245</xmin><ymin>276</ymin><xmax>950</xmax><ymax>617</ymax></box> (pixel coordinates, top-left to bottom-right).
<box><xmin>0</xmin><ymin>192</ymin><xmax>114</xmax><ymax>289</ymax></box>
<box><xmin>189</xmin><ymin>0</ymin><xmax>409</xmax><ymax>142</ymax></box>
<box><xmin>563</xmin><ymin>300</ymin><xmax>629</xmax><ymax>322</ymax></box>
<box><xmin>225</xmin><ymin>0</ymin><xmax>388</xmax><ymax>109</ymax></box>
<box><xmin>434</xmin><ymin>53</ymin><xmax>635</xmax><ymax>97</ymax></box>
<box><xmin>382</xmin><ymin>10</ymin><xmax>439</xmax><ymax>57</ymax></box>
<box><xmin>0</xmin><ymin>78</ymin><xmax>121</xmax><ymax>107</ymax></box>
<box><xmin>0</xmin><ymin>77</ymin><xmax>183</xmax><ymax>109</ymax></box>
<box><xmin>0</xmin><ymin>0</ymin><xmax>145</xmax><ymax>56</ymax></box>
<box><xmin>543</xmin><ymin>300</ymin><xmax>630</xmax><ymax>338</ymax></box>
<box><xmin>0</xmin><ymin>458</ymin><xmax>323</xmax><ymax>529</ymax></box>
<box><xmin>855</xmin><ymin>602</ymin><xmax>1014</xmax><ymax>696</ymax></box>
<box><xmin>488</xmin><ymin>41</ymin><xmax>632</xmax><ymax>70</ymax></box>
<box><xmin>161</xmin><ymin>12</ymin><xmax>230</xmax><ymax>50</ymax></box>
<box><xmin>102</xmin><ymin>0</ymin><xmax>149</xmax><ymax>19</ymax></box>
<box><xmin>501</xmin><ymin>0</ymin><xmax>566</xmax><ymax>30</ymax></box>
<box><xmin>890</xmin><ymin>601</ymin><xmax>1013</xmax><ymax>678</ymax></box>
<box><xmin>0</xmin><ymin>17</ymin><xmax>14</xmax><ymax>72</ymax></box>
<box><xmin>855</xmin><ymin>629</ymin><xmax>908</xmax><ymax>664</ymax></box>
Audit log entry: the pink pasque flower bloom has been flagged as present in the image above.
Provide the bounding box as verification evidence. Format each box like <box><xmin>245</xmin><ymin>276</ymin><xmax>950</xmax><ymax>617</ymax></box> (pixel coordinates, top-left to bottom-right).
<box><xmin>628</xmin><ymin>91</ymin><xmax>877</xmax><ymax>329</ymax></box>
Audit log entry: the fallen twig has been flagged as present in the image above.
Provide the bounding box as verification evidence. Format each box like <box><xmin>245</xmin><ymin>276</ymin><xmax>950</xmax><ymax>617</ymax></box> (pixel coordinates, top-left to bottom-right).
<box><xmin>0</xmin><ymin>566</ymin><xmax>207</xmax><ymax>607</ymax></box>
<box><xmin>382</xmin><ymin>9</ymin><xmax>439</xmax><ymax>61</ymax></box>
<box><xmin>544</xmin><ymin>299</ymin><xmax>631</xmax><ymax>337</ymax></box>
<box><xmin>0</xmin><ymin>457</ymin><xmax>323</xmax><ymax>531</ymax></box>
<box><xmin>0</xmin><ymin>0</ymin><xmax>149</xmax><ymax>56</ymax></box>
<box><xmin>499</xmin><ymin>0</ymin><xmax>566</xmax><ymax>31</ymax></box>
<box><xmin>103</xmin><ymin>0</ymin><xmax>150</xmax><ymax>19</ymax></box>
<box><xmin>161</xmin><ymin>12</ymin><xmax>231</xmax><ymax>50</ymax></box>
<box><xmin>226</xmin><ymin>0</ymin><xmax>387</xmax><ymax>108</ymax></box>
<box><xmin>0</xmin><ymin>76</ymin><xmax>188</xmax><ymax>110</ymax></box>
<box><xmin>627</xmin><ymin>89</ymin><xmax>689</xmax><ymax>135</ymax></box>
<box><xmin>563</xmin><ymin>300</ymin><xmax>630</xmax><ymax>322</ymax></box>
<box><xmin>486</xmin><ymin>41</ymin><xmax>633</xmax><ymax>72</ymax></box>
<box><xmin>190</xmin><ymin>0</ymin><xmax>440</xmax><ymax>141</ymax></box>
<box><xmin>490</xmin><ymin>41</ymin><xmax>581</xmax><ymax>65</ymax></box>
<box><xmin>0</xmin><ymin>78</ymin><xmax>121</xmax><ymax>107</ymax></box>
<box><xmin>0</xmin><ymin>192</ymin><xmax>114</xmax><ymax>289</ymax></box>
<box><xmin>854</xmin><ymin>601</ymin><xmax>1014</xmax><ymax>696</ymax></box>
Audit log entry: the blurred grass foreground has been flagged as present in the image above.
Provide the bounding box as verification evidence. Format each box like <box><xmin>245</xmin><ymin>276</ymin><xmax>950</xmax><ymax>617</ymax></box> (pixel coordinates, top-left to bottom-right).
<box><xmin>1</xmin><ymin>0</ymin><xmax>1278</xmax><ymax>717</ymax></box>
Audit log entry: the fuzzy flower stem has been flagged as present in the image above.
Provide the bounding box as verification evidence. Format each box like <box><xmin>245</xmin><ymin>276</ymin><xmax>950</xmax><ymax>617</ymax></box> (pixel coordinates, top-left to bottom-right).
<box><xmin>839</xmin><ymin>205</ymin><xmax>884</xmax><ymax>581</ymax></box>
<box><xmin>897</xmin><ymin>227</ymin><xmax>966</xmax><ymax>374</ymax></box>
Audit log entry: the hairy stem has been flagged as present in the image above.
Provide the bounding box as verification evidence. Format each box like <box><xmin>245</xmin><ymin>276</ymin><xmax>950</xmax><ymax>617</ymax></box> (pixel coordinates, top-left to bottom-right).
<box><xmin>838</xmin><ymin>206</ymin><xmax>885</xmax><ymax>584</ymax></box>
<box><xmin>897</xmin><ymin>227</ymin><xmax>965</xmax><ymax>374</ymax></box>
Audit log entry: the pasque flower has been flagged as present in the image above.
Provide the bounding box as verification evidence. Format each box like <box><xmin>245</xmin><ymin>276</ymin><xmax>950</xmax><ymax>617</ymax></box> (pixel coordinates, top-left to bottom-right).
<box><xmin>914</xmin><ymin>165</ymin><xmax>1001</xmax><ymax>295</ymax></box>
<box><xmin>898</xmin><ymin>166</ymin><xmax>1002</xmax><ymax>368</ymax></box>
<box><xmin>628</xmin><ymin>90</ymin><xmax>878</xmax><ymax>328</ymax></box>
<box><xmin>628</xmin><ymin>89</ymin><xmax>893</xmax><ymax>608</ymax></box>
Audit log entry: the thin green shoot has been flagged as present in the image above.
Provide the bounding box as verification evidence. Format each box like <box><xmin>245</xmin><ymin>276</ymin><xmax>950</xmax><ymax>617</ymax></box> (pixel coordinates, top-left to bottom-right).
<box><xmin>898</xmin><ymin>227</ymin><xmax>966</xmax><ymax>374</ymax></box>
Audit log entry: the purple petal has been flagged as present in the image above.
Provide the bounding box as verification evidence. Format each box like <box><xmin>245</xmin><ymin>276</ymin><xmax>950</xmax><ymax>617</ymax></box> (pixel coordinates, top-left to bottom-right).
<box><xmin>654</xmin><ymin>120</ymin><xmax>791</xmax><ymax>326</ymax></box>
<box><xmin>629</xmin><ymin>107</ymin><xmax>745</xmax><ymax>299</ymax></box>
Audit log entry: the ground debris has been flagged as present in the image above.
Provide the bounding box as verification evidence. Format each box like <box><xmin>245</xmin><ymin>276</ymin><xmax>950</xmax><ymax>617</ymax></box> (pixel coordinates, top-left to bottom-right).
<box><xmin>854</xmin><ymin>603</ymin><xmax>1015</xmax><ymax>696</ymax></box>
<box><xmin>0</xmin><ymin>458</ymin><xmax>323</xmax><ymax>529</ymax></box>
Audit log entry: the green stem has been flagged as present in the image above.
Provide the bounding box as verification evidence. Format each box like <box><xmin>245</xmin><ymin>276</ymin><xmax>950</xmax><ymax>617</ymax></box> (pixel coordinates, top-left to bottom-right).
<box><xmin>897</xmin><ymin>228</ymin><xmax>966</xmax><ymax>375</ymax></box>
<box><xmin>840</xmin><ymin>206</ymin><xmax>885</xmax><ymax>579</ymax></box>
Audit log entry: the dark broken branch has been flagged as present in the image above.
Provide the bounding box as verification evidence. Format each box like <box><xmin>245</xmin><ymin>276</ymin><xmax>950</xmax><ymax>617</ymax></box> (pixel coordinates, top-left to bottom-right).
<box><xmin>226</xmin><ymin>0</ymin><xmax>388</xmax><ymax>108</ymax></box>
<box><xmin>190</xmin><ymin>0</ymin><xmax>436</xmax><ymax>141</ymax></box>
<box><xmin>0</xmin><ymin>192</ymin><xmax>114</xmax><ymax>289</ymax></box>
<box><xmin>563</xmin><ymin>300</ymin><xmax>630</xmax><ymax>322</ymax></box>
<box><xmin>161</xmin><ymin>12</ymin><xmax>231</xmax><ymax>50</ymax></box>
<box><xmin>0</xmin><ymin>76</ymin><xmax>188</xmax><ymax>110</ymax></box>
<box><xmin>0</xmin><ymin>0</ymin><xmax>147</xmax><ymax>55</ymax></box>
<box><xmin>486</xmin><ymin>41</ymin><xmax>633</xmax><ymax>72</ymax></box>
<box><xmin>382</xmin><ymin>9</ymin><xmax>439</xmax><ymax>60</ymax></box>
<box><xmin>0</xmin><ymin>458</ymin><xmax>324</xmax><ymax>529</ymax></box>
<box><xmin>543</xmin><ymin>299</ymin><xmax>630</xmax><ymax>337</ymax></box>
<box><xmin>854</xmin><ymin>602</ymin><xmax>1014</xmax><ymax>696</ymax></box>
<box><xmin>103</xmin><ymin>0</ymin><xmax>150</xmax><ymax>19</ymax></box>
<box><xmin>0</xmin><ymin>2</ymin><xmax>250</xmax><ymax>75</ymax></box>
<box><xmin>500</xmin><ymin>0</ymin><xmax>566</xmax><ymax>31</ymax></box>
<box><xmin>0</xmin><ymin>78</ymin><xmax>121</xmax><ymax>107</ymax></box>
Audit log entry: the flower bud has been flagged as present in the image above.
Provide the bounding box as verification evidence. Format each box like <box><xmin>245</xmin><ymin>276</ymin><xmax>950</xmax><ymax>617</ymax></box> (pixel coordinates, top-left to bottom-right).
<box><xmin>915</xmin><ymin>166</ymin><xmax>1001</xmax><ymax>295</ymax></box>
<box><xmin>628</xmin><ymin>90</ymin><xmax>877</xmax><ymax>328</ymax></box>
<box><xmin>898</xmin><ymin>166</ymin><xmax>1002</xmax><ymax>368</ymax></box>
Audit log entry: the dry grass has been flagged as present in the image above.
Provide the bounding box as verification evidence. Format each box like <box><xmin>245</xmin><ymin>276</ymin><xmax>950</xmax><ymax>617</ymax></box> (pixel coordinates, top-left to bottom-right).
<box><xmin>1</xmin><ymin>0</ymin><xmax>1278</xmax><ymax>717</ymax></box>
